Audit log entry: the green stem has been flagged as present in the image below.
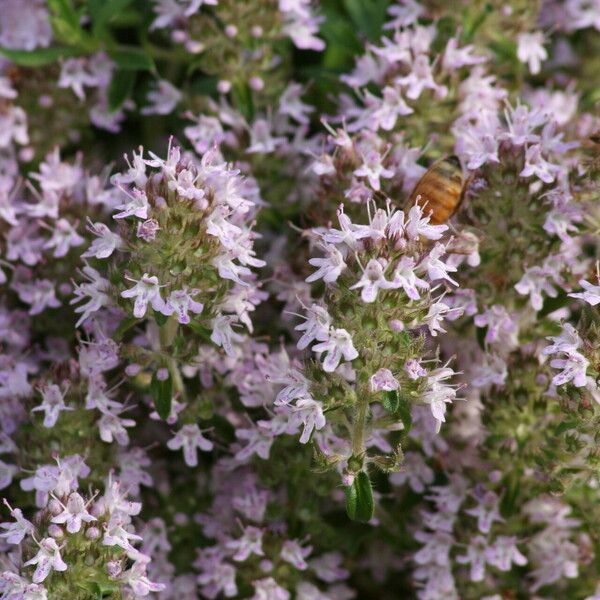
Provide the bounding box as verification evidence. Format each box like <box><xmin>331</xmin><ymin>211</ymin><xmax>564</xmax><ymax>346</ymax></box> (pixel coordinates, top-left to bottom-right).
<box><xmin>352</xmin><ymin>391</ymin><xmax>369</xmax><ymax>458</ymax></box>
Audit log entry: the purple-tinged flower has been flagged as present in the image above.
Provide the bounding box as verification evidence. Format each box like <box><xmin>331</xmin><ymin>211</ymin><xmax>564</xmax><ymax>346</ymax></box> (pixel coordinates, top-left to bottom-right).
<box><xmin>121</xmin><ymin>274</ymin><xmax>166</xmax><ymax>318</ymax></box>
<box><xmin>167</xmin><ymin>424</ymin><xmax>213</xmax><ymax>467</ymax></box>
<box><xmin>119</xmin><ymin>558</ymin><xmax>166</xmax><ymax>596</ymax></box>
<box><xmin>312</xmin><ymin>328</ymin><xmax>359</xmax><ymax>373</ymax></box>
<box><xmin>405</xmin><ymin>359</ymin><xmax>426</xmax><ymax>380</ymax></box>
<box><xmin>517</xmin><ymin>32</ymin><xmax>548</xmax><ymax>75</ymax></box>
<box><xmin>404</xmin><ymin>203</ymin><xmax>448</xmax><ymax>241</ymax></box>
<box><xmin>291</xmin><ymin>398</ymin><xmax>326</xmax><ymax>443</ymax></box>
<box><xmin>0</xmin><ymin>501</ymin><xmax>35</xmax><ymax>544</ymax></box>
<box><xmin>14</xmin><ymin>278</ymin><xmax>61</xmax><ymax>315</ymax></box>
<box><xmin>24</xmin><ymin>538</ymin><xmax>68</xmax><ymax>583</ymax></box>
<box><xmin>456</xmin><ymin>535</ymin><xmax>489</xmax><ymax>582</ymax></box>
<box><xmin>392</xmin><ymin>256</ymin><xmax>429</xmax><ymax>300</ymax></box>
<box><xmin>281</xmin><ymin>539</ymin><xmax>312</xmax><ymax>570</ymax></box>
<box><xmin>353</xmin><ymin>150</ymin><xmax>393</xmax><ymax>191</ymax></box>
<box><xmin>163</xmin><ymin>288</ymin><xmax>204</xmax><ymax>324</ymax></box>
<box><xmin>0</xmin><ymin>0</ymin><xmax>53</xmax><ymax>51</ymax></box>
<box><xmin>307</xmin><ymin>245</ymin><xmax>347</xmax><ymax>284</ymax></box>
<box><xmin>569</xmin><ymin>278</ymin><xmax>600</xmax><ymax>305</ymax></box>
<box><xmin>136</xmin><ymin>218</ymin><xmax>161</xmax><ymax>242</ymax></box>
<box><xmin>350</xmin><ymin>258</ymin><xmax>396</xmax><ymax>303</ymax></box>
<box><xmin>279</xmin><ymin>83</ymin><xmax>314</xmax><ymax>124</ymax></box>
<box><xmin>370</xmin><ymin>87</ymin><xmax>413</xmax><ymax>131</ymax></box>
<box><xmin>82</xmin><ymin>221</ymin><xmax>123</xmax><ymax>259</ymax></box>
<box><xmin>31</xmin><ymin>384</ymin><xmax>72</xmax><ymax>428</ymax></box>
<box><xmin>111</xmin><ymin>147</ymin><xmax>147</xmax><ymax>188</ymax></box>
<box><xmin>51</xmin><ymin>492</ymin><xmax>96</xmax><ymax>533</ymax></box>
<box><xmin>421</xmin><ymin>367</ymin><xmax>457</xmax><ymax>432</ymax></box>
<box><xmin>485</xmin><ymin>535</ymin><xmax>527</xmax><ymax>571</ymax></box>
<box><xmin>227</xmin><ymin>526</ymin><xmax>265</xmax><ymax>561</ymax></box>
<box><xmin>295</xmin><ymin>304</ymin><xmax>331</xmax><ymax>351</ymax></box>
<box><xmin>423</xmin><ymin>300</ymin><xmax>463</xmax><ymax>337</ymax></box>
<box><xmin>142</xmin><ymin>79</ymin><xmax>182</xmax><ymax>115</ymax></box>
<box><xmin>370</xmin><ymin>368</ymin><xmax>400</xmax><ymax>392</ymax></box>
<box><xmin>198</xmin><ymin>561</ymin><xmax>238</xmax><ymax>598</ymax></box>
<box><xmin>465</xmin><ymin>489</ymin><xmax>504</xmax><ymax>534</ymax></box>
<box><xmin>98</xmin><ymin>411</ymin><xmax>136</xmax><ymax>446</ymax></box>
<box><xmin>550</xmin><ymin>351</ymin><xmax>589</xmax><ymax>388</ymax></box>
<box><xmin>519</xmin><ymin>144</ymin><xmax>561</xmax><ymax>184</ymax></box>
<box><xmin>442</xmin><ymin>37</ymin><xmax>486</xmax><ymax>70</ymax></box>
<box><xmin>420</xmin><ymin>243</ymin><xmax>458</xmax><ymax>285</ymax></box>
<box><xmin>211</xmin><ymin>314</ymin><xmax>244</xmax><ymax>357</ymax></box>
<box><xmin>42</xmin><ymin>218</ymin><xmax>85</xmax><ymax>258</ymax></box>
<box><xmin>113</xmin><ymin>188</ymin><xmax>150</xmax><ymax>220</ymax></box>
<box><xmin>474</xmin><ymin>305</ymin><xmax>519</xmax><ymax>350</ymax></box>
<box><xmin>515</xmin><ymin>265</ymin><xmax>559</xmax><ymax>311</ymax></box>
<box><xmin>396</xmin><ymin>54</ymin><xmax>447</xmax><ymax>100</ymax></box>
<box><xmin>250</xmin><ymin>577</ymin><xmax>290</xmax><ymax>600</ymax></box>
<box><xmin>71</xmin><ymin>265</ymin><xmax>111</xmax><ymax>327</ymax></box>
<box><xmin>309</xmin><ymin>552</ymin><xmax>349</xmax><ymax>583</ymax></box>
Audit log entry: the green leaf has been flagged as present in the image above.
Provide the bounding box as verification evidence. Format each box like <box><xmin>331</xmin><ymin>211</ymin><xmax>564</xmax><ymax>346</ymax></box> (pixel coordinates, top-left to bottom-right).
<box><xmin>108</xmin><ymin>69</ymin><xmax>136</xmax><ymax>111</ymax></box>
<box><xmin>382</xmin><ymin>390</ymin><xmax>399</xmax><ymax>413</ymax></box>
<box><xmin>89</xmin><ymin>0</ymin><xmax>135</xmax><ymax>30</ymax></box>
<box><xmin>0</xmin><ymin>46</ymin><xmax>80</xmax><ymax>66</ymax></box>
<box><xmin>462</xmin><ymin>3</ymin><xmax>493</xmax><ymax>43</ymax></box>
<box><xmin>154</xmin><ymin>310</ymin><xmax>169</xmax><ymax>327</ymax></box>
<box><xmin>397</xmin><ymin>395</ymin><xmax>412</xmax><ymax>433</ymax></box>
<box><xmin>231</xmin><ymin>81</ymin><xmax>254</xmax><ymax>122</ymax></box>
<box><xmin>345</xmin><ymin>471</ymin><xmax>374</xmax><ymax>522</ymax></box>
<box><xmin>109</xmin><ymin>46</ymin><xmax>155</xmax><ymax>71</ymax></box>
<box><xmin>342</xmin><ymin>0</ymin><xmax>390</xmax><ymax>42</ymax></box>
<box><xmin>150</xmin><ymin>371</ymin><xmax>172</xmax><ymax>420</ymax></box>
<box><xmin>48</xmin><ymin>0</ymin><xmax>88</xmax><ymax>46</ymax></box>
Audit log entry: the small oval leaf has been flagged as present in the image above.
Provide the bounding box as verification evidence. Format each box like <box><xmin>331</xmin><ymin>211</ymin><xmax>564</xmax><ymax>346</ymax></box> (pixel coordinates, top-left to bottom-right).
<box><xmin>345</xmin><ymin>471</ymin><xmax>374</xmax><ymax>522</ymax></box>
<box><xmin>150</xmin><ymin>372</ymin><xmax>172</xmax><ymax>420</ymax></box>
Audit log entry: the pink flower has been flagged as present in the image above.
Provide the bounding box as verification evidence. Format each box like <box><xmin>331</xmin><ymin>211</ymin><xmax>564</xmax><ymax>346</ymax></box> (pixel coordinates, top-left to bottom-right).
<box><xmin>167</xmin><ymin>424</ymin><xmax>213</xmax><ymax>467</ymax></box>
<box><xmin>370</xmin><ymin>368</ymin><xmax>400</xmax><ymax>392</ymax></box>
<box><xmin>24</xmin><ymin>538</ymin><xmax>68</xmax><ymax>583</ymax></box>
<box><xmin>51</xmin><ymin>492</ymin><xmax>96</xmax><ymax>533</ymax></box>
<box><xmin>312</xmin><ymin>328</ymin><xmax>359</xmax><ymax>373</ymax></box>
<box><xmin>121</xmin><ymin>274</ymin><xmax>166</xmax><ymax>318</ymax></box>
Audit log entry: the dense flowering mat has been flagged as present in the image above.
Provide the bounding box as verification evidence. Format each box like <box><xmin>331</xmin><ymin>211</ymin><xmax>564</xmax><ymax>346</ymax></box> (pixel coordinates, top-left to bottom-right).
<box><xmin>0</xmin><ymin>1</ymin><xmax>600</xmax><ymax>598</ymax></box>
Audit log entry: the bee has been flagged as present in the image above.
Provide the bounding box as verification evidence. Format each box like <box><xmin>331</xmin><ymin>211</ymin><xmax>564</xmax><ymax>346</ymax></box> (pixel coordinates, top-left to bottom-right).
<box><xmin>406</xmin><ymin>155</ymin><xmax>465</xmax><ymax>225</ymax></box>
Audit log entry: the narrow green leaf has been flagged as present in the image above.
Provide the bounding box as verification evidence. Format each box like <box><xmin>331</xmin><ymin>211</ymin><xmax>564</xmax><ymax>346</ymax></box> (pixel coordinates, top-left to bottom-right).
<box><xmin>154</xmin><ymin>310</ymin><xmax>169</xmax><ymax>327</ymax></box>
<box><xmin>0</xmin><ymin>46</ymin><xmax>80</xmax><ymax>66</ymax></box>
<box><xmin>150</xmin><ymin>372</ymin><xmax>172</xmax><ymax>420</ymax></box>
<box><xmin>89</xmin><ymin>0</ymin><xmax>135</xmax><ymax>29</ymax></box>
<box><xmin>112</xmin><ymin>316</ymin><xmax>139</xmax><ymax>341</ymax></box>
<box><xmin>109</xmin><ymin>47</ymin><xmax>155</xmax><ymax>71</ymax></box>
<box><xmin>397</xmin><ymin>395</ymin><xmax>412</xmax><ymax>433</ymax></box>
<box><xmin>345</xmin><ymin>471</ymin><xmax>374</xmax><ymax>522</ymax></box>
<box><xmin>108</xmin><ymin>69</ymin><xmax>136</xmax><ymax>111</ymax></box>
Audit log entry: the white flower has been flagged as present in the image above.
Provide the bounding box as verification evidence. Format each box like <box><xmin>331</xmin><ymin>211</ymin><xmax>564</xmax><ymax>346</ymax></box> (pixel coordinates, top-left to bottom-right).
<box><xmin>370</xmin><ymin>368</ymin><xmax>400</xmax><ymax>392</ymax></box>
<box><xmin>312</xmin><ymin>328</ymin><xmax>359</xmax><ymax>373</ymax></box>
<box><xmin>295</xmin><ymin>304</ymin><xmax>331</xmax><ymax>350</ymax></box>
<box><xmin>211</xmin><ymin>314</ymin><xmax>244</xmax><ymax>357</ymax></box>
<box><xmin>516</xmin><ymin>32</ymin><xmax>548</xmax><ymax>75</ymax></box>
<box><xmin>81</xmin><ymin>221</ymin><xmax>122</xmax><ymax>259</ymax></box>
<box><xmin>31</xmin><ymin>384</ymin><xmax>72</xmax><ymax>428</ymax></box>
<box><xmin>51</xmin><ymin>492</ymin><xmax>96</xmax><ymax>533</ymax></box>
<box><xmin>350</xmin><ymin>258</ymin><xmax>396</xmax><ymax>303</ymax></box>
<box><xmin>569</xmin><ymin>279</ymin><xmax>600</xmax><ymax>306</ymax></box>
<box><xmin>306</xmin><ymin>245</ymin><xmax>347</xmax><ymax>283</ymax></box>
<box><xmin>167</xmin><ymin>424</ymin><xmax>213</xmax><ymax>467</ymax></box>
<box><xmin>121</xmin><ymin>274</ymin><xmax>166</xmax><ymax>319</ymax></box>
<box><xmin>113</xmin><ymin>189</ymin><xmax>150</xmax><ymax>220</ymax></box>
<box><xmin>392</xmin><ymin>256</ymin><xmax>429</xmax><ymax>300</ymax></box>
<box><xmin>24</xmin><ymin>538</ymin><xmax>68</xmax><ymax>583</ymax></box>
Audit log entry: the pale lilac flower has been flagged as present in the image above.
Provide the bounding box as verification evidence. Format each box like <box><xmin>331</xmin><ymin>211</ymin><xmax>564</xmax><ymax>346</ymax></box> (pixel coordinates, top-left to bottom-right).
<box><xmin>370</xmin><ymin>368</ymin><xmax>400</xmax><ymax>392</ymax></box>
<box><xmin>323</xmin><ymin>205</ymin><xmax>371</xmax><ymax>250</ymax></box>
<box><xmin>15</xmin><ymin>279</ymin><xmax>61</xmax><ymax>315</ymax></box>
<box><xmin>485</xmin><ymin>536</ymin><xmax>527</xmax><ymax>571</ymax></box>
<box><xmin>456</xmin><ymin>535</ymin><xmax>489</xmax><ymax>582</ymax></box>
<box><xmin>121</xmin><ymin>274</ymin><xmax>166</xmax><ymax>318</ymax></box>
<box><xmin>395</xmin><ymin>54</ymin><xmax>447</xmax><ymax>100</ymax></box>
<box><xmin>371</xmin><ymin>87</ymin><xmax>413</xmax><ymax>131</ymax></box>
<box><xmin>550</xmin><ymin>351</ymin><xmax>589</xmax><ymax>388</ymax></box>
<box><xmin>312</xmin><ymin>328</ymin><xmax>359</xmax><ymax>373</ymax></box>
<box><xmin>519</xmin><ymin>144</ymin><xmax>561</xmax><ymax>184</ymax></box>
<box><xmin>569</xmin><ymin>278</ymin><xmax>600</xmax><ymax>305</ymax></box>
<box><xmin>24</xmin><ymin>538</ymin><xmax>68</xmax><ymax>583</ymax></box>
<box><xmin>227</xmin><ymin>526</ymin><xmax>264</xmax><ymax>561</ymax></box>
<box><xmin>423</xmin><ymin>300</ymin><xmax>463</xmax><ymax>337</ymax></box>
<box><xmin>309</xmin><ymin>552</ymin><xmax>349</xmax><ymax>583</ymax></box>
<box><xmin>291</xmin><ymin>398</ymin><xmax>326</xmax><ymax>443</ymax></box>
<box><xmin>167</xmin><ymin>424</ymin><xmax>213</xmax><ymax>467</ymax></box>
<box><xmin>404</xmin><ymin>203</ymin><xmax>448</xmax><ymax>241</ymax></box>
<box><xmin>281</xmin><ymin>539</ymin><xmax>312</xmax><ymax>570</ymax></box>
<box><xmin>390</xmin><ymin>452</ymin><xmax>434</xmax><ymax>493</ymax></box>
<box><xmin>51</xmin><ymin>492</ymin><xmax>96</xmax><ymax>533</ymax></box>
<box><xmin>442</xmin><ymin>37</ymin><xmax>486</xmax><ymax>70</ymax></box>
<box><xmin>112</xmin><ymin>147</ymin><xmax>148</xmax><ymax>188</ymax></box>
<box><xmin>350</xmin><ymin>258</ymin><xmax>395</xmax><ymax>302</ymax></box>
<box><xmin>142</xmin><ymin>79</ymin><xmax>182</xmax><ymax>115</ymax></box>
<box><xmin>43</xmin><ymin>218</ymin><xmax>85</xmax><ymax>258</ymax></box>
<box><xmin>71</xmin><ymin>265</ymin><xmax>111</xmax><ymax>327</ymax></box>
<box><xmin>306</xmin><ymin>245</ymin><xmax>347</xmax><ymax>283</ymax></box>
<box><xmin>120</xmin><ymin>558</ymin><xmax>166</xmax><ymax>596</ymax></box>
<box><xmin>211</xmin><ymin>314</ymin><xmax>244</xmax><ymax>357</ymax></box>
<box><xmin>392</xmin><ymin>256</ymin><xmax>429</xmax><ymax>300</ymax></box>
<box><xmin>0</xmin><ymin>0</ymin><xmax>53</xmax><ymax>50</ymax></box>
<box><xmin>515</xmin><ymin>265</ymin><xmax>559</xmax><ymax>310</ymax></box>
<box><xmin>465</xmin><ymin>490</ymin><xmax>504</xmax><ymax>534</ymax></box>
<box><xmin>517</xmin><ymin>32</ymin><xmax>548</xmax><ymax>75</ymax></box>
<box><xmin>278</xmin><ymin>83</ymin><xmax>314</xmax><ymax>124</ymax></box>
<box><xmin>31</xmin><ymin>384</ymin><xmax>72</xmax><ymax>428</ymax></box>
<box><xmin>82</xmin><ymin>221</ymin><xmax>123</xmax><ymax>259</ymax></box>
<box><xmin>353</xmin><ymin>150</ymin><xmax>393</xmax><ymax>191</ymax></box>
<box><xmin>163</xmin><ymin>289</ymin><xmax>204</xmax><ymax>324</ymax></box>
<box><xmin>405</xmin><ymin>359</ymin><xmax>426</xmax><ymax>380</ymax></box>
<box><xmin>136</xmin><ymin>219</ymin><xmax>161</xmax><ymax>242</ymax></box>
<box><xmin>98</xmin><ymin>412</ymin><xmax>136</xmax><ymax>445</ymax></box>
<box><xmin>0</xmin><ymin>502</ymin><xmax>35</xmax><ymax>544</ymax></box>
<box><xmin>295</xmin><ymin>304</ymin><xmax>331</xmax><ymax>350</ymax></box>
<box><xmin>421</xmin><ymin>367</ymin><xmax>457</xmax><ymax>432</ymax></box>
<box><xmin>113</xmin><ymin>189</ymin><xmax>150</xmax><ymax>220</ymax></box>
<box><xmin>420</xmin><ymin>243</ymin><xmax>458</xmax><ymax>285</ymax></box>
<box><xmin>250</xmin><ymin>577</ymin><xmax>290</xmax><ymax>600</ymax></box>
<box><xmin>197</xmin><ymin>561</ymin><xmax>238</xmax><ymax>598</ymax></box>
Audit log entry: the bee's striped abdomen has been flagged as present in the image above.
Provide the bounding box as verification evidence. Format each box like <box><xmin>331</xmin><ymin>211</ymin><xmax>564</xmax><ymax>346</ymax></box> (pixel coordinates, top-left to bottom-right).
<box><xmin>406</xmin><ymin>155</ymin><xmax>464</xmax><ymax>225</ymax></box>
